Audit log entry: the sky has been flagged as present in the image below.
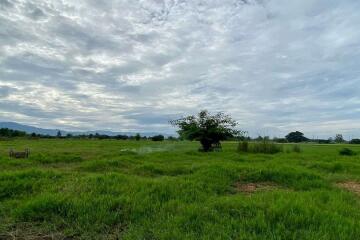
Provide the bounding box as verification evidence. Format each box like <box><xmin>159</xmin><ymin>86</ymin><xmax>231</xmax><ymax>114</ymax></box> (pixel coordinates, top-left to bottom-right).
<box><xmin>0</xmin><ymin>0</ymin><xmax>360</xmax><ymax>138</ymax></box>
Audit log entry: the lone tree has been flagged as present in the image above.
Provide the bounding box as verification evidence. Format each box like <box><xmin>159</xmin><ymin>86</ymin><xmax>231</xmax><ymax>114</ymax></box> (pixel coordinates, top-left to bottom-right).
<box><xmin>334</xmin><ymin>134</ymin><xmax>344</xmax><ymax>143</ymax></box>
<box><xmin>285</xmin><ymin>131</ymin><xmax>308</xmax><ymax>143</ymax></box>
<box><xmin>170</xmin><ymin>110</ymin><xmax>240</xmax><ymax>152</ymax></box>
<box><xmin>135</xmin><ymin>133</ymin><xmax>141</xmax><ymax>141</ymax></box>
<box><xmin>56</xmin><ymin>130</ymin><xmax>62</xmax><ymax>138</ymax></box>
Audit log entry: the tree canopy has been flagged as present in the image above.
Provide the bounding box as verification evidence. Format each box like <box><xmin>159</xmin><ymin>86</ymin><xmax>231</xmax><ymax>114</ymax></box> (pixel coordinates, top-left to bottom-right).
<box><xmin>151</xmin><ymin>135</ymin><xmax>165</xmax><ymax>141</ymax></box>
<box><xmin>334</xmin><ymin>134</ymin><xmax>345</xmax><ymax>143</ymax></box>
<box><xmin>170</xmin><ymin>110</ymin><xmax>240</xmax><ymax>152</ymax></box>
<box><xmin>0</xmin><ymin>128</ymin><xmax>27</xmax><ymax>137</ymax></box>
<box><xmin>135</xmin><ymin>133</ymin><xmax>141</xmax><ymax>141</ymax></box>
<box><xmin>285</xmin><ymin>131</ymin><xmax>308</xmax><ymax>143</ymax></box>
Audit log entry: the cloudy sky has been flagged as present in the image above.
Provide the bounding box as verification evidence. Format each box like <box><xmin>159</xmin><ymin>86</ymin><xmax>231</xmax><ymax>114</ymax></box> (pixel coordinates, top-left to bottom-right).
<box><xmin>0</xmin><ymin>0</ymin><xmax>360</xmax><ymax>138</ymax></box>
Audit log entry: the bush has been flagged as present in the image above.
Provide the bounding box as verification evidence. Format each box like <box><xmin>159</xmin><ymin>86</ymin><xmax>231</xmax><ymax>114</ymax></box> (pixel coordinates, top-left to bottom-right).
<box><xmin>238</xmin><ymin>140</ymin><xmax>282</xmax><ymax>154</ymax></box>
<box><xmin>292</xmin><ymin>145</ymin><xmax>302</xmax><ymax>153</ymax></box>
<box><xmin>151</xmin><ymin>135</ymin><xmax>165</xmax><ymax>141</ymax></box>
<box><xmin>252</xmin><ymin>141</ymin><xmax>283</xmax><ymax>154</ymax></box>
<box><xmin>339</xmin><ymin>148</ymin><xmax>357</xmax><ymax>156</ymax></box>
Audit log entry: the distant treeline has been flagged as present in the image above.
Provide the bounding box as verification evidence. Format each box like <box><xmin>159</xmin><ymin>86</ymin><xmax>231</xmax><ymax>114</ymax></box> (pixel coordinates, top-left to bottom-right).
<box><xmin>0</xmin><ymin>128</ymin><xmax>27</xmax><ymax>137</ymax></box>
<box><xmin>0</xmin><ymin>128</ymin><xmax>168</xmax><ymax>141</ymax></box>
<box><xmin>1</xmin><ymin>128</ymin><xmax>359</xmax><ymax>144</ymax></box>
<box><xmin>236</xmin><ymin>131</ymin><xmax>360</xmax><ymax>144</ymax></box>
<box><xmin>248</xmin><ymin>131</ymin><xmax>360</xmax><ymax>144</ymax></box>
<box><xmin>272</xmin><ymin>138</ymin><xmax>360</xmax><ymax>144</ymax></box>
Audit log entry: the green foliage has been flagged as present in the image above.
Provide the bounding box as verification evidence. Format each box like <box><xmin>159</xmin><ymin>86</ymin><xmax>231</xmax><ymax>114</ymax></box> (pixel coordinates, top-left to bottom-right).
<box><xmin>135</xmin><ymin>133</ymin><xmax>141</xmax><ymax>141</ymax></box>
<box><xmin>0</xmin><ymin>139</ymin><xmax>360</xmax><ymax>239</ymax></box>
<box><xmin>339</xmin><ymin>148</ymin><xmax>357</xmax><ymax>156</ymax></box>
<box><xmin>237</xmin><ymin>140</ymin><xmax>283</xmax><ymax>154</ymax></box>
<box><xmin>0</xmin><ymin>128</ymin><xmax>146</xmax><ymax>141</ymax></box>
<box><xmin>151</xmin><ymin>135</ymin><xmax>164</xmax><ymax>141</ymax></box>
<box><xmin>335</xmin><ymin>134</ymin><xmax>345</xmax><ymax>143</ymax></box>
<box><xmin>33</xmin><ymin>153</ymin><xmax>83</xmax><ymax>164</ymax></box>
<box><xmin>0</xmin><ymin>128</ymin><xmax>27</xmax><ymax>137</ymax></box>
<box><xmin>285</xmin><ymin>131</ymin><xmax>308</xmax><ymax>143</ymax></box>
<box><xmin>167</xmin><ymin>136</ymin><xmax>177</xmax><ymax>141</ymax></box>
<box><xmin>170</xmin><ymin>110</ymin><xmax>241</xmax><ymax>152</ymax></box>
<box><xmin>237</xmin><ymin>141</ymin><xmax>249</xmax><ymax>152</ymax></box>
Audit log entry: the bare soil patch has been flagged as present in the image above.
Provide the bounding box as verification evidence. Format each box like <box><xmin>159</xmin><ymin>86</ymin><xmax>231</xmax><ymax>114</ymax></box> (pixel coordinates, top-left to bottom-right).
<box><xmin>233</xmin><ymin>182</ymin><xmax>278</xmax><ymax>194</ymax></box>
<box><xmin>336</xmin><ymin>181</ymin><xmax>360</xmax><ymax>196</ymax></box>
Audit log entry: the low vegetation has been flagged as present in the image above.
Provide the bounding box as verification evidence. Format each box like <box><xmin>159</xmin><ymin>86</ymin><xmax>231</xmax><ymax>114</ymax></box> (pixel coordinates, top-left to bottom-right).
<box><xmin>237</xmin><ymin>140</ymin><xmax>283</xmax><ymax>154</ymax></box>
<box><xmin>292</xmin><ymin>145</ymin><xmax>302</xmax><ymax>153</ymax></box>
<box><xmin>151</xmin><ymin>134</ymin><xmax>165</xmax><ymax>141</ymax></box>
<box><xmin>0</xmin><ymin>139</ymin><xmax>360</xmax><ymax>239</ymax></box>
<box><xmin>339</xmin><ymin>148</ymin><xmax>357</xmax><ymax>156</ymax></box>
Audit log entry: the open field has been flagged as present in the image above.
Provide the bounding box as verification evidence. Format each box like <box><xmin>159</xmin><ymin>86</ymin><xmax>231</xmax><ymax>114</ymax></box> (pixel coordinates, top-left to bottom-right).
<box><xmin>0</xmin><ymin>140</ymin><xmax>360</xmax><ymax>239</ymax></box>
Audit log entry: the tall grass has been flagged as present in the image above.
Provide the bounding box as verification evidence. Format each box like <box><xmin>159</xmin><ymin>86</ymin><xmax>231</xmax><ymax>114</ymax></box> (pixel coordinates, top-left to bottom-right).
<box><xmin>292</xmin><ymin>145</ymin><xmax>302</xmax><ymax>153</ymax></box>
<box><xmin>1</xmin><ymin>139</ymin><xmax>360</xmax><ymax>239</ymax></box>
<box><xmin>238</xmin><ymin>140</ymin><xmax>283</xmax><ymax>154</ymax></box>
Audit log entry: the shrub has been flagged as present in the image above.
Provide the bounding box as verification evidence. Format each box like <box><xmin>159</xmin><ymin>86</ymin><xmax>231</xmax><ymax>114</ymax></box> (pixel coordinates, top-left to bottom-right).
<box><xmin>339</xmin><ymin>148</ymin><xmax>357</xmax><ymax>156</ymax></box>
<box><xmin>252</xmin><ymin>141</ymin><xmax>283</xmax><ymax>154</ymax></box>
<box><xmin>238</xmin><ymin>140</ymin><xmax>282</xmax><ymax>154</ymax></box>
<box><xmin>151</xmin><ymin>135</ymin><xmax>165</xmax><ymax>141</ymax></box>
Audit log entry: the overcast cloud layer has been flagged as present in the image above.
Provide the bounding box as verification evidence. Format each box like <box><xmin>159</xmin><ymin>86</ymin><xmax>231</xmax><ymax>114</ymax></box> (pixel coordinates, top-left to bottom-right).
<box><xmin>1</xmin><ymin>0</ymin><xmax>360</xmax><ymax>138</ymax></box>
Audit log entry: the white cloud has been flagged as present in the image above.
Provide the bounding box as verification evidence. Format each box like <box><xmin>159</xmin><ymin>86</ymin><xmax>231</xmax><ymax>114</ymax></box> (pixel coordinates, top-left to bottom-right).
<box><xmin>0</xmin><ymin>0</ymin><xmax>359</xmax><ymax>137</ymax></box>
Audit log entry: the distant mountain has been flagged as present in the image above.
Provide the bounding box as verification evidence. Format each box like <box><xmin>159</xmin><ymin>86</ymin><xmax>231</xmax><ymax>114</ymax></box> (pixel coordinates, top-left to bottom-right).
<box><xmin>0</xmin><ymin>122</ymin><xmax>170</xmax><ymax>137</ymax></box>
<box><xmin>0</xmin><ymin>122</ymin><xmax>63</xmax><ymax>136</ymax></box>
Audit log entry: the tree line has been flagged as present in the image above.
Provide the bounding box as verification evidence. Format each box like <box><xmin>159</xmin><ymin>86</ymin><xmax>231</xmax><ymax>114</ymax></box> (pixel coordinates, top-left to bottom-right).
<box><xmin>0</xmin><ymin>128</ymin><xmax>167</xmax><ymax>141</ymax></box>
<box><xmin>1</xmin><ymin>126</ymin><xmax>358</xmax><ymax>146</ymax></box>
<box><xmin>1</xmin><ymin>125</ymin><xmax>359</xmax><ymax>146</ymax></box>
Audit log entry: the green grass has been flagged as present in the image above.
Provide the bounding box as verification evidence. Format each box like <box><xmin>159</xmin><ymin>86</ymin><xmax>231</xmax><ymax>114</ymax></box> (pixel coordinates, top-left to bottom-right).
<box><xmin>0</xmin><ymin>139</ymin><xmax>360</xmax><ymax>239</ymax></box>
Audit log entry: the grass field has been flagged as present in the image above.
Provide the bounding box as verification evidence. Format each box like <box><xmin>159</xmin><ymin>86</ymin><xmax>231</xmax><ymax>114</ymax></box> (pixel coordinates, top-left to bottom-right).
<box><xmin>0</xmin><ymin>139</ymin><xmax>360</xmax><ymax>239</ymax></box>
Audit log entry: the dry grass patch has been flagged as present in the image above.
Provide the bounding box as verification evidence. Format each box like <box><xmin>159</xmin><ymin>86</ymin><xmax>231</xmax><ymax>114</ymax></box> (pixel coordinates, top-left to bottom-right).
<box><xmin>336</xmin><ymin>181</ymin><xmax>360</xmax><ymax>196</ymax></box>
<box><xmin>232</xmin><ymin>182</ymin><xmax>278</xmax><ymax>194</ymax></box>
<box><xmin>0</xmin><ymin>223</ymin><xmax>67</xmax><ymax>240</ymax></box>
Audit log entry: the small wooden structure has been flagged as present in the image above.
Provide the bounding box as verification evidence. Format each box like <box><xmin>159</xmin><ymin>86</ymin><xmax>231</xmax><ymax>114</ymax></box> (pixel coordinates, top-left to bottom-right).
<box><xmin>9</xmin><ymin>149</ymin><xmax>30</xmax><ymax>159</ymax></box>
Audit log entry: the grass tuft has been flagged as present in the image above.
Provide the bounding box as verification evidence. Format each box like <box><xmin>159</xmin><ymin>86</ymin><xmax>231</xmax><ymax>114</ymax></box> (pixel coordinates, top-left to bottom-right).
<box><xmin>238</xmin><ymin>140</ymin><xmax>283</xmax><ymax>154</ymax></box>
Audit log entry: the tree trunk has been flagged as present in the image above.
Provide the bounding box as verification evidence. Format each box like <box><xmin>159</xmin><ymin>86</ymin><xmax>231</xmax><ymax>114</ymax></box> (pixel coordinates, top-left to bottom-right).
<box><xmin>200</xmin><ymin>139</ymin><xmax>212</xmax><ymax>152</ymax></box>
